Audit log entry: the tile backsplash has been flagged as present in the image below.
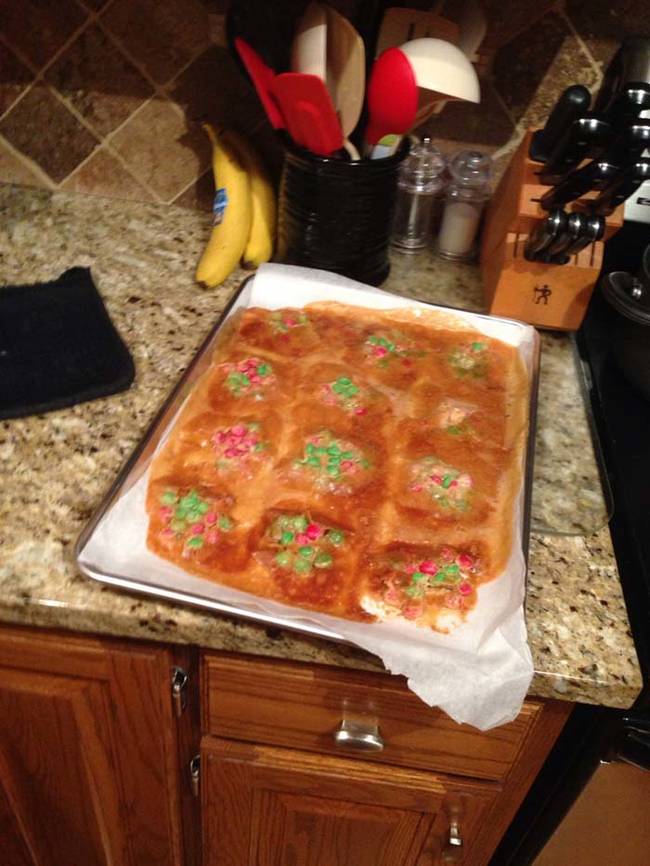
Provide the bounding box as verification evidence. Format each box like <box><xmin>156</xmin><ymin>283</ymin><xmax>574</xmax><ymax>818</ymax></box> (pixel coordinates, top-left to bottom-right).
<box><xmin>1</xmin><ymin>0</ymin><xmax>649</xmax><ymax>211</ymax></box>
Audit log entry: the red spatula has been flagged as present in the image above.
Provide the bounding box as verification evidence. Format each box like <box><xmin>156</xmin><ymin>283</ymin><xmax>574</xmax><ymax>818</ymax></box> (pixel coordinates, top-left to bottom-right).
<box><xmin>234</xmin><ymin>37</ymin><xmax>285</xmax><ymax>130</ymax></box>
<box><xmin>271</xmin><ymin>72</ymin><xmax>345</xmax><ymax>157</ymax></box>
<box><xmin>365</xmin><ymin>47</ymin><xmax>418</xmax><ymax>148</ymax></box>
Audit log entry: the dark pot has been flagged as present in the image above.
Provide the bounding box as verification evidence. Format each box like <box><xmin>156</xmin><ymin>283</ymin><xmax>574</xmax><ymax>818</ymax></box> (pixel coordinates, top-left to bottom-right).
<box><xmin>277</xmin><ymin>140</ymin><xmax>410</xmax><ymax>286</ymax></box>
<box><xmin>601</xmin><ymin>270</ymin><xmax>650</xmax><ymax>401</ymax></box>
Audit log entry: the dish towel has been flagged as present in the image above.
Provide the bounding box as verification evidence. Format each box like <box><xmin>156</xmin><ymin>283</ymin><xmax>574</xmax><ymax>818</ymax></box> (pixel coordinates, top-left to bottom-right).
<box><xmin>0</xmin><ymin>267</ymin><xmax>135</xmax><ymax>420</ymax></box>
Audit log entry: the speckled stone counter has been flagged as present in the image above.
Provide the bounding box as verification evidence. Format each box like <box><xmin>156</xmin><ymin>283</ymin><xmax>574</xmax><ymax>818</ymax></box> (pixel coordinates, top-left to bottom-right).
<box><xmin>0</xmin><ymin>185</ymin><xmax>642</xmax><ymax>709</ymax></box>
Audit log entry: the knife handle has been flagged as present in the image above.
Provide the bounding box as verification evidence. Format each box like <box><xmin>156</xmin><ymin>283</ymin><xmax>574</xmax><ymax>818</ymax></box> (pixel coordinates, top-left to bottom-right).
<box><xmin>540</xmin><ymin>161</ymin><xmax>619</xmax><ymax>210</ymax></box>
<box><xmin>538</xmin><ymin>118</ymin><xmax>612</xmax><ymax>185</ymax></box>
<box><xmin>529</xmin><ymin>85</ymin><xmax>591</xmax><ymax>163</ymax></box>
<box><xmin>589</xmin><ymin>161</ymin><xmax>650</xmax><ymax>216</ymax></box>
<box><xmin>523</xmin><ymin>210</ymin><xmax>567</xmax><ymax>261</ymax></box>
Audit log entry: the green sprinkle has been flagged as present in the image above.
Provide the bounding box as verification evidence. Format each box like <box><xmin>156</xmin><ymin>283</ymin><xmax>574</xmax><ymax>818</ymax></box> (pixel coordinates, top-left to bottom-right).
<box><xmin>186</xmin><ymin>536</ymin><xmax>204</xmax><ymax>549</ymax></box>
<box><xmin>314</xmin><ymin>552</ymin><xmax>333</xmax><ymax>568</ymax></box>
<box><xmin>254</xmin><ymin>442</ymin><xmax>266</xmax><ymax>451</ymax></box>
<box><xmin>326</xmin><ymin>465</ymin><xmax>340</xmax><ymax>476</ymax></box>
<box><xmin>411</xmin><ymin>571</ymin><xmax>427</xmax><ymax>582</ymax></box>
<box><xmin>328</xmin><ymin>529</ymin><xmax>345</xmax><ymax>546</ymax></box>
<box><xmin>471</xmin><ymin>342</ymin><xmax>486</xmax><ymax>351</ymax></box>
<box><xmin>278</xmin><ymin>516</ymin><xmax>290</xmax><ymax>529</ymax></box>
<box><xmin>447</xmin><ymin>425</ymin><xmax>461</xmax><ymax>435</ymax></box>
<box><xmin>306</xmin><ymin>443</ymin><xmax>316</xmax><ymax>455</ymax></box>
<box><xmin>405</xmin><ymin>586</ymin><xmax>422</xmax><ymax>597</ymax></box>
<box><xmin>275</xmin><ymin>551</ymin><xmax>292</xmax><ymax>567</ymax></box>
<box><xmin>368</xmin><ymin>335</ymin><xmax>379</xmax><ymax>345</ymax></box>
<box><xmin>298</xmin><ymin>546</ymin><xmax>314</xmax><ymax>558</ymax></box>
<box><xmin>280</xmin><ymin>530</ymin><xmax>295</xmax><ymax>545</ymax></box>
<box><xmin>294</xmin><ymin>558</ymin><xmax>311</xmax><ymax>574</ymax></box>
<box><xmin>218</xmin><ymin>515</ymin><xmax>232</xmax><ymax>531</ymax></box>
<box><xmin>434</xmin><ymin>573</ymin><xmax>445</xmax><ymax>582</ymax></box>
<box><xmin>306</xmin><ymin>456</ymin><xmax>321</xmax><ymax>467</ymax></box>
<box><xmin>446</xmin><ymin>564</ymin><xmax>460</xmax><ymax>574</ymax></box>
<box><xmin>293</xmin><ymin>515</ymin><xmax>308</xmax><ymax>532</ymax></box>
<box><xmin>338</xmin><ymin>377</ymin><xmax>352</xmax><ymax>385</ymax></box>
<box><xmin>161</xmin><ymin>491</ymin><xmax>177</xmax><ymax>505</ymax></box>
<box><xmin>197</xmin><ymin>501</ymin><xmax>209</xmax><ymax>515</ymax></box>
<box><xmin>327</xmin><ymin>444</ymin><xmax>341</xmax><ymax>456</ymax></box>
<box><xmin>360</xmin><ymin>459</ymin><xmax>370</xmax><ymax>469</ymax></box>
<box><xmin>257</xmin><ymin>363</ymin><xmax>270</xmax><ymax>376</ymax></box>
<box><xmin>442</xmin><ymin>475</ymin><xmax>453</xmax><ymax>489</ymax></box>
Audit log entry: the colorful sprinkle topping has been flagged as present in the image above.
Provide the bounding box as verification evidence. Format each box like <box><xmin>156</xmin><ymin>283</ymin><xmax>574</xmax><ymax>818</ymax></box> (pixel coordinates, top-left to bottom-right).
<box><xmin>435</xmin><ymin>400</ymin><xmax>475</xmax><ymax>436</ymax></box>
<box><xmin>211</xmin><ymin>421</ymin><xmax>268</xmax><ymax>469</ymax></box>
<box><xmin>409</xmin><ymin>456</ymin><xmax>473</xmax><ymax>511</ymax></box>
<box><xmin>448</xmin><ymin>341</ymin><xmax>488</xmax><ymax>378</ymax></box>
<box><xmin>321</xmin><ymin>376</ymin><xmax>368</xmax><ymax>416</ymax></box>
<box><xmin>294</xmin><ymin>430</ymin><xmax>370</xmax><ymax>490</ymax></box>
<box><xmin>363</xmin><ymin>332</ymin><xmax>424</xmax><ymax>367</ymax></box>
<box><xmin>267</xmin><ymin>513</ymin><xmax>345</xmax><ymax>576</ymax></box>
<box><xmin>158</xmin><ymin>489</ymin><xmax>234</xmax><ymax>556</ymax></box>
<box><xmin>270</xmin><ymin>310</ymin><xmax>309</xmax><ymax>333</ymax></box>
<box><xmin>223</xmin><ymin>357</ymin><xmax>274</xmax><ymax>398</ymax></box>
<box><xmin>378</xmin><ymin>548</ymin><xmax>479</xmax><ymax>621</ymax></box>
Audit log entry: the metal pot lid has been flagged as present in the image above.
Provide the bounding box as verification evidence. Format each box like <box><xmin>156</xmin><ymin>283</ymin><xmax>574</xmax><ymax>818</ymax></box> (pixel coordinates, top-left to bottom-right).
<box><xmin>601</xmin><ymin>270</ymin><xmax>650</xmax><ymax>325</ymax></box>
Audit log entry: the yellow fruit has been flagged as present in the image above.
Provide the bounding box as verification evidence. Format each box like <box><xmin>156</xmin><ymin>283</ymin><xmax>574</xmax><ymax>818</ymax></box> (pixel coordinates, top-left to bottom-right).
<box><xmin>195</xmin><ymin>125</ymin><xmax>252</xmax><ymax>287</ymax></box>
<box><xmin>227</xmin><ymin>133</ymin><xmax>277</xmax><ymax>269</ymax></box>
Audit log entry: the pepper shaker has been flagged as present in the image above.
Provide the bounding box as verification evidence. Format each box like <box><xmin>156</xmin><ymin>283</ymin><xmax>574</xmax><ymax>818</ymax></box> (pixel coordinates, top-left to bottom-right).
<box><xmin>391</xmin><ymin>138</ymin><xmax>447</xmax><ymax>253</ymax></box>
<box><xmin>437</xmin><ymin>150</ymin><xmax>492</xmax><ymax>261</ymax></box>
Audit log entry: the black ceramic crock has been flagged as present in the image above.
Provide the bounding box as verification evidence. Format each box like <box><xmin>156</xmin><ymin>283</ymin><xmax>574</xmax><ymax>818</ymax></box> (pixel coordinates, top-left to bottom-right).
<box><xmin>601</xmin><ymin>270</ymin><xmax>650</xmax><ymax>401</ymax></box>
<box><xmin>277</xmin><ymin>140</ymin><xmax>410</xmax><ymax>286</ymax></box>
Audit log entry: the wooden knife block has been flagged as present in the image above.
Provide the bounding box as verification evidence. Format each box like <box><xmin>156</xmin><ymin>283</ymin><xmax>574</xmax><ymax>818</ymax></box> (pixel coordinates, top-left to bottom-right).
<box><xmin>480</xmin><ymin>131</ymin><xmax>624</xmax><ymax>331</ymax></box>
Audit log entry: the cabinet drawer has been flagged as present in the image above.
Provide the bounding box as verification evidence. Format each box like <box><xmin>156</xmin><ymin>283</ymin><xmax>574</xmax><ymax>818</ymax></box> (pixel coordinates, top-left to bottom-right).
<box><xmin>202</xmin><ymin>653</ymin><xmax>541</xmax><ymax>782</ymax></box>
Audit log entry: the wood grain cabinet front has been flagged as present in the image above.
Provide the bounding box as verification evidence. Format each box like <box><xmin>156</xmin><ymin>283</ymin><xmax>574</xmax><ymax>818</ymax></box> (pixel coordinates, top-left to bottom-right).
<box><xmin>201</xmin><ymin>737</ymin><xmax>498</xmax><ymax>866</ymax></box>
<box><xmin>0</xmin><ymin>626</ymin><xmax>197</xmax><ymax>866</ymax></box>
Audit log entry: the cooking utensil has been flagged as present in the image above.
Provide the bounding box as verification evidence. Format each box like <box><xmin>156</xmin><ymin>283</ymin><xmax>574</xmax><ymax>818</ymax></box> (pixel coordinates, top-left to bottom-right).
<box><xmin>589</xmin><ymin>160</ymin><xmax>650</xmax><ymax>216</ymax></box>
<box><xmin>234</xmin><ymin>37</ymin><xmax>284</xmax><ymax>129</ymax></box>
<box><xmin>603</xmin><ymin>85</ymin><xmax>650</xmax><ymax>128</ymax></box>
<box><xmin>538</xmin><ymin>117</ymin><xmax>612</xmax><ymax>185</ymax></box>
<box><xmin>325</xmin><ymin>5</ymin><xmax>365</xmax><ymax>138</ymax></box>
<box><xmin>523</xmin><ymin>209</ymin><xmax>567</xmax><ymax>261</ymax></box>
<box><xmin>562</xmin><ymin>214</ymin><xmax>605</xmax><ymax>257</ymax></box>
<box><xmin>540</xmin><ymin>158</ymin><xmax>620</xmax><ymax>209</ymax></box>
<box><xmin>529</xmin><ymin>85</ymin><xmax>592</xmax><ymax>163</ymax></box>
<box><xmin>291</xmin><ymin>1</ymin><xmax>328</xmax><ymax>81</ymax></box>
<box><xmin>399</xmin><ymin>37</ymin><xmax>480</xmax><ymax>104</ymax></box>
<box><xmin>375</xmin><ymin>5</ymin><xmax>458</xmax><ymax>57</ymax></box>
<box><xmin>271</xmin><ymin>72</ymin><xmax>344</xmax><ymax>157</ymax></box>
<box><xmin>593</xmin><ymin>36</ymin><xmax>650</xmax><ymax>118</ymax></box>
<box><xmin>365</xmin><ymin>47</ymin><xmax>418</xmax><ymax>149</ymax></box>
<box><xmin>602</xmin><ymin>123</ymin><xmax>650</xmax><ymax>167</ymax></box>
<box><xmin>543</xmin><ymin>211</ymin><xmax>586</xmax><ymax>260</ymax></box>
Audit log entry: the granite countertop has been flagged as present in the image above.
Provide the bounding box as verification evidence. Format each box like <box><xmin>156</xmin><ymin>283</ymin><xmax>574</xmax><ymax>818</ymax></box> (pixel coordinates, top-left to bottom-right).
<box><xmin>0</xmin><ymin>184</ymin><xmax>642</xmax><ymax>709</ymax></box>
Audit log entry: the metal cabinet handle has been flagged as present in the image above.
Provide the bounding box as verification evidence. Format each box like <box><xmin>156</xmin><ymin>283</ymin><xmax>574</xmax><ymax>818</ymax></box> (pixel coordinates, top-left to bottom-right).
<box><xmin>441</xmin><ymin>810</ymin><xmax>464</xmax><ymax>863</ymax></box>
<box><xmin>333</xmin><ymin>719</ymin><xmax>384</xmax><ymax>751</ymax></box>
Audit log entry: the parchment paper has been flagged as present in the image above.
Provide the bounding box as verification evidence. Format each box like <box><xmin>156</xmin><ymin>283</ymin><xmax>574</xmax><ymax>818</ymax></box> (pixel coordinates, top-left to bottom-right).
<box><xmin>78</xmin><ymin>264</ymin><xmax>537</xmax><ymax>730</ymax></box>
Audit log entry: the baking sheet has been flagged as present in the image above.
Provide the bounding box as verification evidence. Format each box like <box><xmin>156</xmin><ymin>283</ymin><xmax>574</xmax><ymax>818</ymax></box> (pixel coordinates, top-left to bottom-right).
<box><xmin>76</xmin><ymin>264</ymin><xmax>540</xmax><ymax>729</ymax></box>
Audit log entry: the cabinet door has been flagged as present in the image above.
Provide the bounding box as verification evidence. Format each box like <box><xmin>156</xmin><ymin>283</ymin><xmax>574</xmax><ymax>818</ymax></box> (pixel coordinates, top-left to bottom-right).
<box><xmin>201</xmin><ymin>737</ymin><xmax>497</xmax><ymax>866</ymax></box>
<box><xmin>0</xmin><ymin>627</ymin><xmax>189</xmax><ymax>866</ymax></box>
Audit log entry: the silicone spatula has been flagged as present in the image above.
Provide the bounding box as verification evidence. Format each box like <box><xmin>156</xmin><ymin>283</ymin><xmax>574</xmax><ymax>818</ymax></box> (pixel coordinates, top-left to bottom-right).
<box><xmin>272</xmin><ymin>72</ymin><xmax>344</xmax><ymax>157</ymax></box>
<box><xmin>365</xmin><ymin>47</ymin><xmax>418</xmax><ymax>148</ymax></box>
<box><xmin>234</xmin><ymin>37</ymin><xmax>285</xmax><ymax>129</ymax></box>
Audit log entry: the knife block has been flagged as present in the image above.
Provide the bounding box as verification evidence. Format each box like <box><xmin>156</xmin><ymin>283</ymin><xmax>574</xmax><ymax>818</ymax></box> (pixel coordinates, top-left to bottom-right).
<box><xmin>480</xmin><ymin>131</ymin><xmax>624</xmax><ymax>330</ymax></box>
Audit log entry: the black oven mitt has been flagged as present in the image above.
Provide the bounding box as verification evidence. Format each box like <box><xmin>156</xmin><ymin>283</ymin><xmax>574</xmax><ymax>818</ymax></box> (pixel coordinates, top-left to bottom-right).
<box><xmin>0</xmin><ymin>267</ymin><xmax>135</xmax><ymax>420</ymax></box>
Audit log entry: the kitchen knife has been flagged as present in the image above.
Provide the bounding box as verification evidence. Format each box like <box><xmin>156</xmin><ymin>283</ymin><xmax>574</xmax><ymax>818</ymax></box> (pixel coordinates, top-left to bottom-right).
<box><xmin>603</xmin><ymin>124</ymin><xmax>650</xmax><ymax>167</ymax></box>
<box><xmin>589</xmin><ymin>160</ymin><xmax>650</xmax><ymax>216</ymax></box>
<box><xmin>594</xmin><ymin>37</ymin><xmax>650</xmax><ymax>117</ymax></box>
<box><xmin>523</xmin><ymin>209</ymin><xmax>567</xmax><ymax>261</ymax></box>
<box><xmin>538</xmin><ymin>118</ymin><xmax>611</xmax><ymax>185</ymax></box>
<box><xmin>542</xmin><ymin>212</ymin><xmax>586</xmax><ymax>261</ymax></box>
<box><xmin>540</xmin><ymin>158</ymin><xmax>620</xmax><ymax>210</ymax></box>
<box><xmin>560</xmin><ymin>215</ymin><xmax>605</xmax><ymax>259</ymax></box>
<box><xmin>603</xmin><ymin>85</ymin><xmax>650</xmax><ymax>128</ymax></box>
<box><xmin>529</xmin><ymin>85</ymin><xmax>591</xmax><ymax>163</ymax></box>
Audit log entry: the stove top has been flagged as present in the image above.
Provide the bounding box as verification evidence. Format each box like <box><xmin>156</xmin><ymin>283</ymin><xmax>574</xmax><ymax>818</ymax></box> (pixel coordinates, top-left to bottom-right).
<box><xmin>577</xmin><ymin>288</ymin><xmax>650</xmax><ymax>702</ymax></box>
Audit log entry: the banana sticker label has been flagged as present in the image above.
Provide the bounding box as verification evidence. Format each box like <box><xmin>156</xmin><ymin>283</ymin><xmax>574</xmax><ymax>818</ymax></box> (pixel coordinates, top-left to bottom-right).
<box><xmin>212</xmin><ymin>188</ymin><xmax>228</xmax><ymax>226</ymax></box>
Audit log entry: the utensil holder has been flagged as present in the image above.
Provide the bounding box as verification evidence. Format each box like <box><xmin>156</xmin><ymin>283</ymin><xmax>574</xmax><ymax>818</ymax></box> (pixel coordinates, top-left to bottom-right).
<box><xmin>277</xmin><ymin>140</ymin><xmax>409</xmax><ymax>286</ymax></box>
<box><xmin>480</xmin><ymin>131</ymin><xmax>624</xmax><ymax>331</ymax></box>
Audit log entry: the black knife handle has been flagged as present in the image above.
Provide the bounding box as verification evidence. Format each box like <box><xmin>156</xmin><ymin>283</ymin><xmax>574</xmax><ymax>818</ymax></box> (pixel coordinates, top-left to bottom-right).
<box><xmin>524</xmin><ymin>210</ymin><xmax>567</xmax><ymax>261</ymax></box>
<box><xmin>563</xmin><ymin>216</ymin><xmax>605</xmax><ymax>256</ymax></box>
<box><xmin>605</xmin><ymin>86</ymin><xmax>650</xmax><ymax>128</ymax></box>
<box><xmin>529</xmin><ymin>85</ymin><xmax>592</xmax><ymax>164</ymax></box>
<box><xmin>603</xmin><ymin>124</ymin><xmax>650</xmax><ymax>167</ymax></box>
<box><xmin>540</xmin><ymin>160</ymin><xmax>619</xmax><ymax>210</ymax></box>
<box><xmin>589</xmin><ymin>161</ymin><xmax>650</xmax><ymax>216</ymax></box>
<box><xmin>539</xmin><ymin>118</ymin><xmax>612</xmax><ymax>185</ymax></box>
<box><xmin>544</xmin><ymin>212</ymin><xmax>585</xmax><ymax>258</ymax></box>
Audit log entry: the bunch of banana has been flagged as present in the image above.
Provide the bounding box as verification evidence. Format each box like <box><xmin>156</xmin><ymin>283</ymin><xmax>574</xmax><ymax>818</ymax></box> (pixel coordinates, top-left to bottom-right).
<box><xmin>196</xmin><ymin>124</ymin><xmax>277</xmax><ymax>288</ymax></box>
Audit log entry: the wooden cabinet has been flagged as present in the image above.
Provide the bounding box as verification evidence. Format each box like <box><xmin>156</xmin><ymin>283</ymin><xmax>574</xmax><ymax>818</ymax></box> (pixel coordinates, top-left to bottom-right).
<box><xmin>0</xmin><ymin>626</ymin><xmax>198</xmax><ymax>866</ymax></box>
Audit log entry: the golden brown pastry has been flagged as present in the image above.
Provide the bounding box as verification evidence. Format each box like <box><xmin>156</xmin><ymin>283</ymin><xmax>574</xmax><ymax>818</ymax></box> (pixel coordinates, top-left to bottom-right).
<box><xmin>146</xmin><ymin>302</ymin><xmax>529</xmax><ymax>632</ymax></box>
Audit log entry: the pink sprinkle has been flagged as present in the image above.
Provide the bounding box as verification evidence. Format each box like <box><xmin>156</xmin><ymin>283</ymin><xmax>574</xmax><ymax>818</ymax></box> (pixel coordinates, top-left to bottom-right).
<box><xmin>404</xmin><ymin>562</ymin><xmax>419</xmax><ymax>574</ymax></box>
<box><xmin>430</xmin><ymin>474</ymin><xmax>442</xmax><ymax>484</ymax></box>
<box><xmin>296</xmin><ymin>533</ymin><xmax>309</xmax><ymax>545</ymax></box>
<box><xmin>159</xmin><ymin>506</ymin><xmax>173</xmax><ymax>519</ymax></box>
<box><xmin>457</xmin><ymin>553</ymin><xmax>474</xmax><ymax>569</ymax></box>
<box><xmin>440</xmin><ymin>546</ymin><xmax>454</xmax><ymax>562</ymax></box>
<box><xmin>411</xmin><ymin>483</ymin><xmax>423</xmax><ymax>492</ymax></box>
<box><xmin>284</xmin><ymin>317</ymin><xmax>296</xmax><ymax>327</ymax></box>
<box><xmin>249</xmin><ymin>373</ymin><xmax>261</xmax><ymax>384</ymax></box>
<box><xmin>205</xmin><ymin>512</ymin><xmax>217</xmax><ymax>524</ymax></box>
<box><xmin>306</xmin><ymin>523</ymin><xmax>322</xmax><ymax>540</ymax></box>
<box><xmin>191</xmin><ymin>523</ymin><xmax>204</xmax><ymax>535</ymax></box>
<box><xmin>355</xmin><ymin>406</ymin><xmax>367</xmax><ymax>415</ymax></box>
<box><xmin>225</xmin><ymin>448</ymin><xmax>239</xmax><ymax>458</ymax></box>
<box><xmin>243</xmin><ymin>436</ymin><xmax>257</xmax><ymax>448</ymax></box>
<box><xmin>237</xmin><ymin>361</ymin><xmax>248</xmax><ymax>372</ymax></box>
<box><xmin>450</xmin><ymin>479</ymin><xmax>458</xmax><ymax>487</ymax></box>
<box><xmin>459</xmin><ymin>581</ymin><xmax>473</xmax><ymax>596</ymax></box>
<box><xmin>216</xmin><ymin>431</ymin><xmax>228</xmax><ymax>443</ymax></box>
<box><xmin>403</xmin><ymin>604</ymin><xmax>423</xmax><ymax>620</ymax></box>
<box><xmin>374</xmin><ymin>346</ymin><xmax>388</xmax><ymax>357</ymax></box>
<box><xmin>309</xmin><ymin>436</ymin><xmax>322</xmax><ymax>445</ymax></box>
<box><xmin>161</xmin><ymin>528</ymin><xmax>175</xmax><ymax>538</ymax></box>
<box><xmin>206</xmin><ymin>530</ymin><xmax>219</xmax><ymax>544</ymax></box>
<box><xmin>231</xmin><ymin>424</ymin><xmax>246</xmax><ymax>437</ymax></box>
<box><xmin>419</xmin><ymin>560</ymin><xmax>437</xmax><ymax>575</ymax></box>
<box><xmin>341</xmin><ymin>460</ymin><xmax>354</xmax><ymax>470</ymax></box>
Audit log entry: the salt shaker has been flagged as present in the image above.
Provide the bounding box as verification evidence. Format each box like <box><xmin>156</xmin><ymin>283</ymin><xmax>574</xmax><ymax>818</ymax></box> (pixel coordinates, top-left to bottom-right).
<box><xmin>437</xmin><ymin>150</ymin><xmax>492</xmax><ymax>261</ymax></box>
<box><xmin>391</xmin><ymin>138</ymin><xmax>447</xmax><ymax>253</ymax></box>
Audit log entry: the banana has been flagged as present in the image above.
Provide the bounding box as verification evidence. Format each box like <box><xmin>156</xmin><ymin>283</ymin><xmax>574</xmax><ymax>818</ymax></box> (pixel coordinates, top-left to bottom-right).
<box><xmin>195</xmin><ymin>124</ymin><xmax>252</xmax><ymax>288</ymax></box>
<box><xmin>229</xmin><ymin>134</ymin><xmax>277</xmax><ymax>269</ymax></box>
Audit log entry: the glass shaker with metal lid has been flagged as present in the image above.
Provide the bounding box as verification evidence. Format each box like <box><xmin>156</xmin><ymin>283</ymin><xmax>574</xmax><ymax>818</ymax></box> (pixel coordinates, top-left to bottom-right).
<box><xmin>390</xmin><ymin>138</ymin><xmax>447</xmax><ymax>252</ymax></box>
<box><xmin>437</xmin><ymin>150</ymin><xmax>492</xmax><ymax>261</ymax></box>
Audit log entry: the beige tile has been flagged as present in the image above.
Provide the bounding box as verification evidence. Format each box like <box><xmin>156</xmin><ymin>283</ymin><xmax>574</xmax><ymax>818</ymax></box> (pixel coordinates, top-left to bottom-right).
<box><xmin>45</xmin><ymin>23</ymin><xmax>153</xmax><ymax>138</ymax></box>
<box><xmin>0</xmin><ymin>138</ymin><xmax>45</xmax><ymax>187</ymax></box>
<box><xmin>110</xmin><ymin>98</ymin><xmax>209</xmax><ymax>200</ymax></box>
<box><xmin>492</xmin><ymin>11</ymin><xmax>600</xmax><ymax>130</ymax></box>
<box><xmin>0</xmin><ymin>0</ymin><xmax>86</xmax><ymax>69</ymax></box>
<box><xmin>0</xmin><ymin>83</ymin><xmax>99</xmax><ymax>183</ymax></box>
<box><xmin>61</xmin><ymin>147</ymin><xmax>156</xmax><ymax>202</ymax></box>
<box><xmin>171</xmin><ymin>168</ymin><xmax>214</xmax><ymax>211</ymax></box>
<box><xmin>101</xmin><ymin>0</ymin><xmax>210</xmax><ymax>84</ymax></box>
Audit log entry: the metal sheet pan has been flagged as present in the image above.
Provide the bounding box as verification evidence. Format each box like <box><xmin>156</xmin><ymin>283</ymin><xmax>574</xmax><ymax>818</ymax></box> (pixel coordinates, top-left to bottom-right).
<box><xmin>75</xmin><ymin>275</ymin><xmax>540</xmax><ymax>643</ymax></box>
